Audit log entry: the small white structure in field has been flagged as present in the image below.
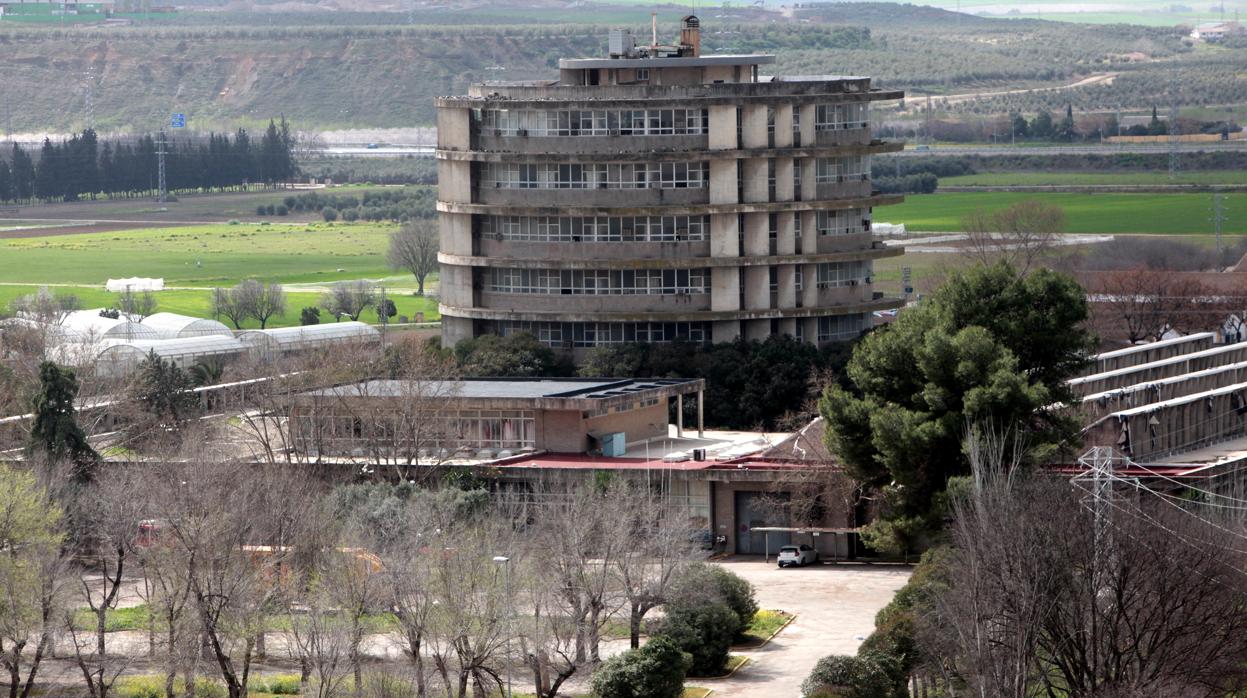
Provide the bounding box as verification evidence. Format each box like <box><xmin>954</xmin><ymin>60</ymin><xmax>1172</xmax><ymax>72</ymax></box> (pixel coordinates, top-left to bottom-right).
<box><xmin>105</xmin><ymin>278</ymin><xmax>164</xmax><ymax>292</ymax></box>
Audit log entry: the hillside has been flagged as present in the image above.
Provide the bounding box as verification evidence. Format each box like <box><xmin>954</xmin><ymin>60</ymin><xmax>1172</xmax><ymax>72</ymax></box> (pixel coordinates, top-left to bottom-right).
<box><xmin>0</xmin><ymin>4</ymin><xmax>1235</xmax><ymax>133</ymax></box>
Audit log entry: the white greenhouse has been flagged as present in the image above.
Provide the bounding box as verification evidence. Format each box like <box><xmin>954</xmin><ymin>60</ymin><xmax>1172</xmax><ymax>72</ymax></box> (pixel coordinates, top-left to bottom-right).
<box><xmin>94</xmin><ymin>336</ymin><xmax>248</xmax><ymax>377</ymax></box>
<box><xmin>237</xmin><ymin>322</ymin><xmax>381</xmax><ymax>359</ymax></box>
<box><xmin>141</xmin><ymin>313</ymin><xmax>234</xmax><ymax>340</ymax></box>
<box><xmin>59</xmin><ymin>310</ymin><xmax>159</xmax><ymax>342</ymax></box>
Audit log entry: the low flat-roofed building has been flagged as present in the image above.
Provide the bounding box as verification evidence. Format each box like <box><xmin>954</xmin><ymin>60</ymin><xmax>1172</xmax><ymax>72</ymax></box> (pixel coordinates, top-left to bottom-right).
<box><xmin>288</xmin><ymin>377</ymin><xmax>706</xmax><ymax>460</ymax></box>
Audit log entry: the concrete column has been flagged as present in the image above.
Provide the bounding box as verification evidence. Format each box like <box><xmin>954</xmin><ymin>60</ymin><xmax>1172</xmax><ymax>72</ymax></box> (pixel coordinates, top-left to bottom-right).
<box><xmin>774</xmin><ymin>157</ymin><xmax>794</xmax><ymax>202</ymax></box>
<box><xmin>437</xmin><ymin>160</ymin><xmax>473</xmax><ymax>204</ymax></box>
<box><xmin>773</xmin><ymin>104</ymin><xmax>794</xmax><ymax>148</ymax></box>
<box><xmin>777</xmin><ymin>264</ymin><xmax>797</xmax><ymax>308</ymax></box>
<box><xmin>799</xmin><ymin>211</ymin><xmax>816</xmax><ymax>254</ymax></box>
<box><xmin>744</xmin><ymin>266</ymin><xmax>770</xmax><ymax>310</ymax></box>
<box><xmin>710</xmin><ymin>160</ymin><xmax>739</xmax><ymax>205</ymax></box>
<box><xmin>710</xmin><ymin>214</ymin><xmax>740</xmax><ymax>258</ymax></box>
<box><xmin>745</xmin><ymin>319</ymin><xmax>770</xmax><ymax>341</ymax></box>
<box><xmin>711</xmin><ymin>267</ymin><xmax>741</xmax><ymax>312</ymax></box>
<box><xmin>438</xmin><ymin>264</ymin><xmax>475</xmax><ymax>309</ymax></box>
<box><xmin>741</xmin><ymin>104</ymin><xmax>767</xmax><ymax>149</ymax></box>
<box><xmin>440</xmin><ymin>213</ymin><xmax>473</xmax><ymax>255</ymax></box>
<box><xmin>440</xmin><ymin>316</ymin><xmax>475</xmax><ymax>348</ymax></box>
<box><xmin>677</xmin><ymin>394</ymin><xmax>684</xmax><ymax>438</ymax></box>
<box><xmin>713</xmin><ymin>320</ymin><xmax>741</xmax><ymax>342</ymax></box>
<box><xmin>801</xmin><ymin>263</ymin><xmax>819</xmax><ymax>308</ymax></box>
<box><xmin>779</xmin><ymin>317</ymin><xmax>798</xmax><ymax>337</ymax></box>
<box><xmin>697</xmin><ymin>390</ymin><xmax>704</xmax><ymax>438</ymax></box>
<box><xmin>743</xmin><ymin>213</ymin><xmax>769</xmax><ymax>257</ymax></box>
<box><xmin>802</xmin><ymin>317</ymin><xmax>820</xmax><ymax>345</ymax></box>
<box><xmin>742</xmin><ymin>158</ymin><xmax>768</xmax><ymax>203</ymax></box>
<box><xmin>436</xmin><ymin>107</ymin><xmax>471</xmax><ymax>150</ymax></box>
<box><xmin>709</xmin><ymin>105</ymin><xmax>738</xmax><ymax>150</ymax></box>
<box><xmin>776</xmin><ymin>212</ymin><xmax>796</xmax><ymax>255</ymax></box>
<box><xmin>799</xmin><ymin>103</ymin><xmax>817</xmax><ymax>147</ymax></box>
<box><xmin>800</xmin><ymin>158</ymin><xmax>817</xmax><ymax>202</ymax></box>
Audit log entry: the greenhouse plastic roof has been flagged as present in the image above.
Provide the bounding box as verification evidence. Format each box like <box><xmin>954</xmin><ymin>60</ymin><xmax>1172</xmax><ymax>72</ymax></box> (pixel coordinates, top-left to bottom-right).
<box><xmin>60</xmin><ymin>310</ymin><xmax>159</xmax><ymax>342</ymax></box>
<box><xmin>97</xmin><ymin>336</ymin><xmax>246</xmax><ymax>360</ymax></box>
<box><xmin>238</xmin><ymin>321</ymin><xmax>380</xmax><ymax>349</ymax></box>
<box><xmin>141</xmin><ymin>313</ymin><xmax>234</xmax><ymax>340</ymax></box>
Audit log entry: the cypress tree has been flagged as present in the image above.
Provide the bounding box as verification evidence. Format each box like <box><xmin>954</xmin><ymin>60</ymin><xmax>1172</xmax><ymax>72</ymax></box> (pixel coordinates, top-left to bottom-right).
<box><xmin>27</xmin><ymin>362</ymin><xmax>99</xmax><ymax>483</ymax></box>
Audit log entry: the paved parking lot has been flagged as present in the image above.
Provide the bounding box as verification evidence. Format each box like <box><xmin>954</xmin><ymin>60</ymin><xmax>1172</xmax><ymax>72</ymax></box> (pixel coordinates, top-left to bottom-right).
<box><xmin>705</xmin><ymin>558</ymin><xmax>912</xmax><ymax>698</ymax></box>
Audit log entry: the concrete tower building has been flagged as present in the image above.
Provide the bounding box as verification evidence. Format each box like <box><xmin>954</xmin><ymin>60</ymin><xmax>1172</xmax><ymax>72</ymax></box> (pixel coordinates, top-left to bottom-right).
<box><xmin>436</xmin><ymin>16</ymin><xmax>904</xmax><ymax>354</ymax></box>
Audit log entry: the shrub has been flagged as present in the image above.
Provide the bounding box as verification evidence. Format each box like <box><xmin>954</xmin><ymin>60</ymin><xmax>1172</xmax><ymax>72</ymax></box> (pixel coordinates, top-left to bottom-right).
<box><xmin>801</xmin><ymin>655</ymin><xmax>892</xmax><ymax>698</ymax></box>
<box><xmin>265</xmin><ymin>204</ymin><xmax>276</xmax><ymax>215</ymax></box>
<box><xmin>275</xmin><ymin>204</ymin><xmax>289</xmax><ymax>216</ymax></box>
<box><xmin>252</xmin><ymin>674</ymin><xmax>301</xmax><ymax>695</ymax></box>
<box><xmin>708</xmin><ymin>566</ymin><xmax>758</xmax><ymax>629</ymax></box>
<box><xmin>669</xmin><ymin>563</ymin><xmax>758</xmax><ymax>637</ymax></box>
<box><xmin>114</xmin><ymin>676</ymin><xmax>226</xmax><ymax>698</ymax></box>
<box><xmin>322</xmin><ymin>206</ymin><xmax>339</xmax><ymax>222</ymax></box>
<box><xmin>256</xmin><ymin>204</ymin><xmax>267</xmax><ymax>216</ymax></box>
<box><xmin>228</xmin><ymin>219</ymin><xmax>240</xmax><ymax>225</ymax></box>
<box><xmin>300</xmin><ymin>306</ymin><xmax>321</xmax><ymax>326</ymax></box>
<box><xmin>591</xmin><ymin>635</ymin><xmax>690</xmax><ymax>698</ymax></box>
<box><xmin>283</xmin><ymin>196</ymin><xmax>297</xmax><ymax>208</ymax></box>
<box><xmin>342</xmin><ymin>208</ymin><xmax>359</xmax><ymax>222</ymax></box>
<box><xmin>656</xmin><ymin>602</ymin><xmax>739</xmax><ymax>676</ymax></box>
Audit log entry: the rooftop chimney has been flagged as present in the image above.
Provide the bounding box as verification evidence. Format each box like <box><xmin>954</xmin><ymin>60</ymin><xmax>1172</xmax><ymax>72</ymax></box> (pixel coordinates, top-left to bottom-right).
<box><xmin>680</xmin><ymin>15</ymin><xmax>701</xmax><ymax>57</ymax></box>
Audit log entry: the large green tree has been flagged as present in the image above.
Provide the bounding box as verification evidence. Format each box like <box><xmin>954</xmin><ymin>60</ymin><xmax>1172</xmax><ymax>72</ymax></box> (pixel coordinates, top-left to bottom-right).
<box><xmin>27</xmin><ymin>362</ymin><xmax>98</xmax><ymax>482</ymax></box>
<box><xmin>821</xmin><ymin>263</ymin><xmax>1092</xmax><ymax>528</ymax></box>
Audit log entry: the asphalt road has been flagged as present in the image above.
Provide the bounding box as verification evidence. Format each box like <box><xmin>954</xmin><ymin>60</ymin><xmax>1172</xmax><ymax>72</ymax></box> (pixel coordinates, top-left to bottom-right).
<box><xmin>702</xmin><ymin>558</ymin><xmax>913</xmax><ymax>698</ymax></box>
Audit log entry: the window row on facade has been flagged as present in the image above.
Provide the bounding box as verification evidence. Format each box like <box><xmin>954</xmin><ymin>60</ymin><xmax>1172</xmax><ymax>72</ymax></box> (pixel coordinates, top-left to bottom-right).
<box><xmin>474</xmin><ymin>103</ymin><xmax>869</xmax><ymax>139</ymax></box>
<box><xmin>478</xmin><ymin>108</ymin><xmax>710</xmax><ymax>137</ymax></box>
<box><xmin>816</xmin><ymin>208</ymin><xmax>871</xmax><ymax>236</ymax></box>
<box><xmin>295</xmin><ymin>410</ymin><xmax>537</xmax><ymax>451</ymax></box>
<box><xmin>480</xmin><ymin>214</ymin><xmax>710</xmax><ymax>243</ymax></box>
<box><xmin>814</xmin><ymin>155</ymin><xmax>870</xmax><ymax>183</ymax></box>
<box><xmin>818</xmin><ymin>313</ymin><xmax>869</xmax><ymax>342</ymax></box>
<box><xmin>493</xmin><ymin>320</ymin><xmax>712</xmax><ymax>347</ymax></box>
<box><xmin>482</xmin><ymin>162</ymin><xmax>710</xmax><ymax>190</ymax></box>
<box><xmin>489</xmin><ymin>268</ymin><xmax>710</xmax><ymax>296</ymax></box>
<box><xmin>815</xmin><ymin>260</ymin><xmax>873</xmax><ymax>288</ymax></box>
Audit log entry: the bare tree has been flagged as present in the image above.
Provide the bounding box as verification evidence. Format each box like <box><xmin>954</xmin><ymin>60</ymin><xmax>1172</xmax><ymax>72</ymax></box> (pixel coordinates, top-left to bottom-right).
<box><xmin>211</xmin><ymin>280</ymin><xmax>286</xmax><ymax>329</ymax></box>
<box><xmin>211</xmin><ymin>286</ymin><xmax>249</xmax><ymax>330</ymax></box>
<box><xmin>321</xmin><ymin>281</ymin><xmax>377</xmax><ymax>322</ymax></box>
<box><xmin>388</xmin><ymin>221</ymin><xmax>439</xmax><ymax>297</ymax></box>
<box><xmin>1086</xmin><ymin>267</ymin><xmax>1211</xmax><ymax>343</ymax></box>
<box><xmin>0</xmin><ymin>464</ymin><xmax>69</xmax><ymax>698</ymax></box>
<box><xmin>962</xmin><ymin>199</ymin><xmax>1065</xmax><ymax>273</ymax></box>
<box><xmin>116</xmin><ymin>288</ymin><xmax>158</xmax><ymax>323</ymax></box>
<box><xmin>9</xmin><ymin>287</ymin><xmax>81</xmax><ymax>326</ymax></box>
<box><xmin>608</xmin><ymin>484</ymin><xmax>697</xmax><ymax>649</ymax></box>
<box><xmin>923</xmin><ymin>464</ymin><xmax>1247</xmax><ymax>696</ymax></box>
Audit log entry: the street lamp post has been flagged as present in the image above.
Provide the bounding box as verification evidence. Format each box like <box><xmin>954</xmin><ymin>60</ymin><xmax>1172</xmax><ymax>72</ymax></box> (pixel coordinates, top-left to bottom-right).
<box><xmin>492</xmin><ymin>555</ymin><xmax>513</xmax><ymax>698</ymax></box>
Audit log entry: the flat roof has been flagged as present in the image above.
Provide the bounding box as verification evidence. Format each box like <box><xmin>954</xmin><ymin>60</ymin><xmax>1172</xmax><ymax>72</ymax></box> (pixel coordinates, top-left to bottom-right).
<box><xmin>559</xmin><ymin>54</ymin><xmax>775</xmax><ymax>69</ymax></box>
<box><xmin>1091</xmin><ymin>332</ymin><xmax>1215</xmax><ymax>362</ymax></box>
<box><xmin>306</xmin><ymin>377</ymin><xmax>699</xmax><ymax>401</ymax></box>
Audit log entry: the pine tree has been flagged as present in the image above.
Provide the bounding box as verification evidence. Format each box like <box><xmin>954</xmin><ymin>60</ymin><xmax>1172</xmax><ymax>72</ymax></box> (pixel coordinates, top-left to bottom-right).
<box><xmin>0</xmin><ymin>159</ymin><xmax>12</xmax><ymax>203</ymax></box>
<box><xmin>11</xmin><ymin>143</ymin><xmax>35</xmax><ymax>201</ymax></box>
<box><xmin>33</xmin><ymin>138</ymin><xmax>59</xmax><ymax>201</ymax></box>
<box><xmin>27</xmin><ymin>362</ymin><xmax>99</xmax><ymax>483</ymax></box>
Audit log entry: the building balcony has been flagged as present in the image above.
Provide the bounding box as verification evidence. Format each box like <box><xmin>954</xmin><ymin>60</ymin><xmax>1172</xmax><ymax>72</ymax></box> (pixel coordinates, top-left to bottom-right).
<box><xmin>477</xmin><ymin>238</ymin><xmax>711</xmax><ymax>261</ymax></box>
<box><xmin>475</xmin><ymin>134</ymin><xmax>710</xmax><ymax>154</ymax></box>
<box><xmin>474</xmin><ymin>186</ymin><xmax>710</xmax><ymax>208</ymax></box>
<box><xmin>477</xmin><ymin>291</ymin><xmax>712</xmax><ymax>314</ymax></box>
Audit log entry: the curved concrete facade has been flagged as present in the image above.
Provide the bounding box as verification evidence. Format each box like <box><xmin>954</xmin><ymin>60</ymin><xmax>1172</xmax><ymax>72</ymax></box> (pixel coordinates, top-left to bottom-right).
<box><xmin>437</xmin><ymin>29</ymin><xmax>904</xmax><ymax>353</ymax></box>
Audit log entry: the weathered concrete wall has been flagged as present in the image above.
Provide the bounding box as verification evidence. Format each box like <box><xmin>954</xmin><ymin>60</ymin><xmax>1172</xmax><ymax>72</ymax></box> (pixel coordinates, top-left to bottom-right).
<box><xmin>585</xmin><ymin>401</ymin><xmax>668</xmax><ymax>444</ymax></box>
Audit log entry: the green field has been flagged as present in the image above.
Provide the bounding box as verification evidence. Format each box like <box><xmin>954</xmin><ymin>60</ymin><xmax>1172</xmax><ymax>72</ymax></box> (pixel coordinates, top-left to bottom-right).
<box><xmin>884</xmin><ymin>192</ymin><xmax>1247</xmax><ymax>235</ymax></box>
<box><xmin>0</xmin><ymin>222</ymin><xmax>399</xmax><ymax>286</ymax></box>
<box><xmin>942</xmin><ymin>171</ymin><xmax>1247</xmax><ymax>187</ymax></box>
<box><xmin>0</xmin><ymin>221</ymin><xmax>440</xmax><ymax>328</ymax></box>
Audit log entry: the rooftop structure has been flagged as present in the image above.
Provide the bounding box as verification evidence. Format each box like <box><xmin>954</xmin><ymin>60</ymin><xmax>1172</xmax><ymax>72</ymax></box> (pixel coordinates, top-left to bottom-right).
<box><xmin>436</xmin><ymin>15</ymin><xmax>904</xmax><ymax>355</ymax></box>
<box><xmin>237</xmin><ymin>321</ymin><xmax>380</xmax><ymax>358</ymax></box>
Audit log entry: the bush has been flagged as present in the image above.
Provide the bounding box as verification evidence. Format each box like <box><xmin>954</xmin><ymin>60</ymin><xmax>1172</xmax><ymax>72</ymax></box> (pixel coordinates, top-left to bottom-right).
<box><xmin>322</xmin><ymin>206</ymin><xmax>339</xmax><ymax>222</ymax></box>
<box><xmin>275</xmin><ymin>204</ymin><xmax>289</xmax><ymax>216</ymax></box>
<box><xmin>300</xmin><ymin>306</ymin><xmax>321</xmax><ymax>326</ymax></box>
<box><xmin>114</xmin><ymin>676</ymin><xmax>226</xmax><ymax>698</ymax></box>
<box><xmin>265</xmin><ymin>204</ymin><xmax>276</xmax><ymax>215</ymax></box>
<box><xmin>256</xmin><ymin>204</ymin><xmax>267</xmax><ymax>216</ymax></box>
<box><xmin>669</xmin><ymin>563</ymin><xmax>759</xmax><ymax>637</ymax></box>
<box><xmin>656</xmin><ymin>602</ymin><xmax>739</xmax><ymax>676</ymax></box>
<box><xmin>283</xmin><ymin>196</ymin><xmax>298</xmax><ymax>209</ymax></box>
<box><xmin>252</xmin><ymin>674</ymin><xmax>301</xmax><ymax>695</ymax></box>
<box><xmin>342</xmin><ymin>208</ymin><xmax>359</xmax><ymax>222</ymax></box>
<box><xmin>801</xmin><ymin>655</ymin><xmax>892</xmax><ymax>698</ymax></box>
<box><xmin>591</xmin><ymin>635</ymin><xmax>690</xmax><ymax>698</ymax></box>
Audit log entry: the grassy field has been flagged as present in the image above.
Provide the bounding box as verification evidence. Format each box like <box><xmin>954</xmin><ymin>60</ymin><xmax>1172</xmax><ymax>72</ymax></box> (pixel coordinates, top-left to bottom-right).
<box><xmin>0</xmin><ymin>220</ymin><xmax>441</xmax><ymax>327</ymax></box>
<box><xmin>0</xmin><ymin>222</ymin><xmax>400</xmax><ymax>286</ymax></box>
<box><xmin>942</xmin><ymin>171</ymin><xmax>1247</xmax><ymax>187</ymax></box>
<box><xmin>884</xmin><ymin>192</ymin><xmax>1247</xmax><ymax>235</ymax></box>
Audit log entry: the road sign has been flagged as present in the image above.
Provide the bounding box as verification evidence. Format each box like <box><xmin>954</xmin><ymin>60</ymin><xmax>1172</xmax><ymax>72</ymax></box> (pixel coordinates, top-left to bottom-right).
<box><xmin>171</xmin><ymin>113</ymin><xmax>186</xmax><ymax>129</ymax></box>
<box><xmin>902</xmin><ymin>266</ymin><xmax>913</xmax><ymax>296</ymax></box>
